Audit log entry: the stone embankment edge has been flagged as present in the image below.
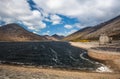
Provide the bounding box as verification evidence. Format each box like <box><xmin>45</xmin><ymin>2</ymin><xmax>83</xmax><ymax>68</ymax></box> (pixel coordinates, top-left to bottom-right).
<box><xmin>70</xmin><ymin>42</ymin><xmax>120</xmax><ymax>72</ymax></box>
<box><xmin>87</xmin><ymin>50</ymin><xmax>120</xmax><ymax>72</ymax></box>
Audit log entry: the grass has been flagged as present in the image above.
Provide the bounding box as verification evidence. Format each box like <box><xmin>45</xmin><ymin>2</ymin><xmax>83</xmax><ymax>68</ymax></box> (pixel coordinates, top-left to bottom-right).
<box><xmin>0</xmin><ymin>64</ymin><xmax>120</xmax><ymax>79</ymax></box>
<box><xmin>71</xmin><ymin>39</ymin><xmax>91</xmax><ymax>42</ymax></box>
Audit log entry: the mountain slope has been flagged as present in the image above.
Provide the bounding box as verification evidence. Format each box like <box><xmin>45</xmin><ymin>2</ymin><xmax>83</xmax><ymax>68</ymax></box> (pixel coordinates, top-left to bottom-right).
<box><xmin>52</xmin><ymin>34</ymin><xmax>64</xmax><ymax>40</ymax></box>
<box><xmin>44</xmin><ymin>35</ymin><xmax>59</xmax><ymax>41</ymax></box>
<box><xmin>64</xmin><ymin>15</ymin><xmax>120</xmax><ymax>41</ymax></box>
<box><xmin>0</xmin><ymin>23</ymin><xmax>47</xmax><ymax>41</ymax></box>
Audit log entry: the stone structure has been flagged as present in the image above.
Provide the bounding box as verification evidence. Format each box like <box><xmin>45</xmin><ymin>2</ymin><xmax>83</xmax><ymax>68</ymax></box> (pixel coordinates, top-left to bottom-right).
<box><xmin>99</xmin><ymin>34</ymin><xmax>111</xmax><ymax>45</ymax></box>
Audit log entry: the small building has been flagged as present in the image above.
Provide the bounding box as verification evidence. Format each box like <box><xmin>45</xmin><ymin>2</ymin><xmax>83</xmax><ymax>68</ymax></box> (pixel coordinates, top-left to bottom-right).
<box><xmin>99</xmin><ymin>33</ymin><xmax>111</xmax><ymax>45</ymax></box>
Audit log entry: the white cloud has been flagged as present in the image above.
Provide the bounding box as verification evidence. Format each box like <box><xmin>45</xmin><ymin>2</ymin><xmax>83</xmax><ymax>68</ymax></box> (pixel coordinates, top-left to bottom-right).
<box><xmin>67</xmin><ymin>29</ymin><xmax>77</xmax><ymax>35</ymax></box>
<box><xmin>0</xmin><ymin>0</ymin><xmax>46</xmax><ymax>31</ymax></box>
<box><xmin>56</xmin><ymin>29</ymin><xmax>77</xmax><ymax>36</ymax></box>
<box><xmin>46</xmin><ymin>0</ymin><xmax>65</xmax><ymax>10</ymax></box>
<box><xmin>34</xmin><ymin>0</ymin><xmax>120</xmax><ymax>26</ymax></box>
<box><xmin>64</xmin><ymin>23</ymin><xmax>86</xmax><ymax>29</ymax></box>
<box><xmin>33</xmin><ymin>31</ymin><xmax>39</xmax><ymax>34</ymax></box>
<box><xmin>56</xmin><ymin>33</ymin><xmax>65</xmax><ymax>36</ymax></box>
<box><xmin>44</xmin><ymin>14</ymin><xmax>62</xmax><ymax>25</ymax></box>
<box><xmin>50</xmin><ymin>14</ymin><xmax>62</xmax><ymax>25</ymax></box>
<box><xmin>74</xmin><ymin>23</ymin><xmax>86</xmax><ymax>29</ymax></box>
<box><xmin>64</xmin><ymin>25</ymin><xmax>73</xmax><ymax>29</ymax></box>
<box><xmin>42</xmin><ymin>30</ymin><xmax>50</xmax><ymax>35</ymax></box>
<box><xmin>1</xmin><ymin>0</ymin><xmax>120</xmax><ymax>36</ymax></box>
<box><xmin>33</xmin><ymin>31</ymin><xmax>37</xmax><ymax>34</ymax></box>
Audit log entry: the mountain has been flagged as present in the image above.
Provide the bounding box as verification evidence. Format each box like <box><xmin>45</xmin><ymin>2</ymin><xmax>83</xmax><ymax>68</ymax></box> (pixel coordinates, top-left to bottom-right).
<box><xmin>64</xmin><ymin>15</ymin><xmax>120</xmax><ymax>41</ymax></box>
<box><xmin>44</xmin><ymin>35</ymin><xmax>59</xmax><ymax>41</ymax></box>
<box><xmin>0</xmin><ymin>23</ymin><xmax>48</xmax><ymax>41</ymax></box>
<box><xmin>52</xmin><ymin>34</ymin><xmax>64</xmax><ymax>40</ymax></box>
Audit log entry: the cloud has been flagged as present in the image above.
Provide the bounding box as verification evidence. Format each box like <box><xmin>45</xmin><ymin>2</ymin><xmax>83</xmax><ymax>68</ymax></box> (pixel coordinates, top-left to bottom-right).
<box><xmin>56</xmin><ymin>33</ymin><xmax>65</xmax><ymax>36</ymax></box>
<box><xmin>44</xmin><ymin>14</ymin><xmax>62</xmax><ymax>25</ymax></box>
<box><xmin>74</xmin><ymin>23</ymin><xmax>86</xmax><ymax>29</ymax></box>
<box><xmin>64</xmin><ymin>23</ymin><xmax>86</xmax><ymax>29</ymax></box>
<box><xmin>42</xmin><ymin>30</ymin><xmax>50</xmax><ymax>35</ymax></box>
<box><xmin>34</xmin><ymin>0</ymin><xmax>120</xmax><ymax>26</ymax></box>
<box><xmin>64</xmin><ymin>25</ymin><xmax>73</xmax><ymax>29</ymax></box>
<box><xmin>67</xmin><ymin>29</ymin><xmax>77</xmax><ymax>35</ymax></box>
<box><xmin>33</xmin><ymin>31</ymin><xmax>40</xmax><ymax>35</ymax></box>
<box><xmin>0</xmin><ymin>0</ymin><xmax>46</xmax><ymax>31</ymax></box>
<box><xmin>50</xmin><ymin>14</ymin><xmax>62</xmax><ymax>25</ymax></box>
<box><xmin>56</xmin><ymin>29</ymin><xmax>77</xmax><ymax>36</ymax></box>
<box><xmin>1</xmin><ymin>0</ymin><xmax>120</xmax><ymax>36</ymax></box>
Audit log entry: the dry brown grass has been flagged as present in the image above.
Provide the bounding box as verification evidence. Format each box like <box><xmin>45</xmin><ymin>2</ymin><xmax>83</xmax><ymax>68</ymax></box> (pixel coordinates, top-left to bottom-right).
<box><xmin>0</xmin><ymin>64</ymin><xmax>120</xmax><ymax>79</ymax></box>
<box><xmin>88</xmin><ymin>50</ymin><xmax>120</xmax><ymax>60</ymax></box>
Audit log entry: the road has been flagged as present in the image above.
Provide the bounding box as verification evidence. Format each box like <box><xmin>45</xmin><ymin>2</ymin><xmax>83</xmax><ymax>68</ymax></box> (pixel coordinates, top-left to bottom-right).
<box><xmin>0</xmin><ymin>41</ymin><xmax>101</xmax><ymax>71</ymax></box>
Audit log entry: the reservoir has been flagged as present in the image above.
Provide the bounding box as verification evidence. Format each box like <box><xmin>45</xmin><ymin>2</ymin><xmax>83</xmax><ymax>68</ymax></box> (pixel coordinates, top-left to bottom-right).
<box><xmin>0</xmin><ymin>42</ymin><xmax>110</xmax><ymax>72</ymax></box>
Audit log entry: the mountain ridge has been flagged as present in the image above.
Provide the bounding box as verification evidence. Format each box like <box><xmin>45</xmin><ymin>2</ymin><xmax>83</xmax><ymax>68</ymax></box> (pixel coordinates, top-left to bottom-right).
<box><xmin>52</xmin><ymin>34</ymin><xmax>64</xmax><ymax>40</ymax></box>
<box><xmin>0</xmin><ymin>23</ymin><xmax>47</xmax><ymax>41</ymax></box>
<box><xmin>0</xmin><ymin>23</ymin><xmax>65</xmax><ymax>41</ymax></box>
<box><xmin>63</xmin><ymin>15</ymin><xmax>120</xmax><ymax>41</ymax></box>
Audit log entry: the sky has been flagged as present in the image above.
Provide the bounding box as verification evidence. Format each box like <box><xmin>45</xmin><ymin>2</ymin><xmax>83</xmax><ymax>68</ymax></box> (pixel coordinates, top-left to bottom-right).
<box><xmin>0</xmin><ymin>0</ymin><xmax>120</xmax><ymax>36</ymax></box>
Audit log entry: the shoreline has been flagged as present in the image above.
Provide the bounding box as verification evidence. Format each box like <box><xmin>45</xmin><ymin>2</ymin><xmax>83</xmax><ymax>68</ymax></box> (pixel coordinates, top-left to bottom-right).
<box><xmin>70</xmin><ymin>42</ymin><xmax>120</xmax><ymax>72</ymax></box>
<box><xmin>0</xmin><ymin>64</ymin><xmax>120</xmax><ymax>79</ymax></box>
<box><xmin>0</xmin><ymin>41</ymin><xmax>119</xmax><ymax>79</ymax></box>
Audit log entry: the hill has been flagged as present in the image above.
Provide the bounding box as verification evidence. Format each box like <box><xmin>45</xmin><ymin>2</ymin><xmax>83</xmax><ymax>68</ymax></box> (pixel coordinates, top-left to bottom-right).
<box><xmin>52</xmin><ymin>34</ymin><xmax>64</xmax><ymax>40</ymax></box>
<box><xmin>64</xmin><ymin>15</ymin><xmax>120</xmax><ymax>41</ymax></box>
<box><xmin>0</xmin><ymin>23</ymin><xmax>48</xmax><ymax>41</ymax></box>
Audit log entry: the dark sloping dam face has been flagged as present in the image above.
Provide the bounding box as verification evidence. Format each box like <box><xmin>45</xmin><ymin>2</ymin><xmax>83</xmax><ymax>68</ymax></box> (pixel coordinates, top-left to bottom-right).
<box><xmin>0</xmin><ymin>42</ymin><xmax>101</xmax><ymax>71</ymax></box>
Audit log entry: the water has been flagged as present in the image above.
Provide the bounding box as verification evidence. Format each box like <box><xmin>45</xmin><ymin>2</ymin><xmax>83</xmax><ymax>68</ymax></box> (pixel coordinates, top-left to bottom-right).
<box><xmin>0</xmin><ymin>42</ymin><xmax>112</xmax><ymax>72</ymax></box>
